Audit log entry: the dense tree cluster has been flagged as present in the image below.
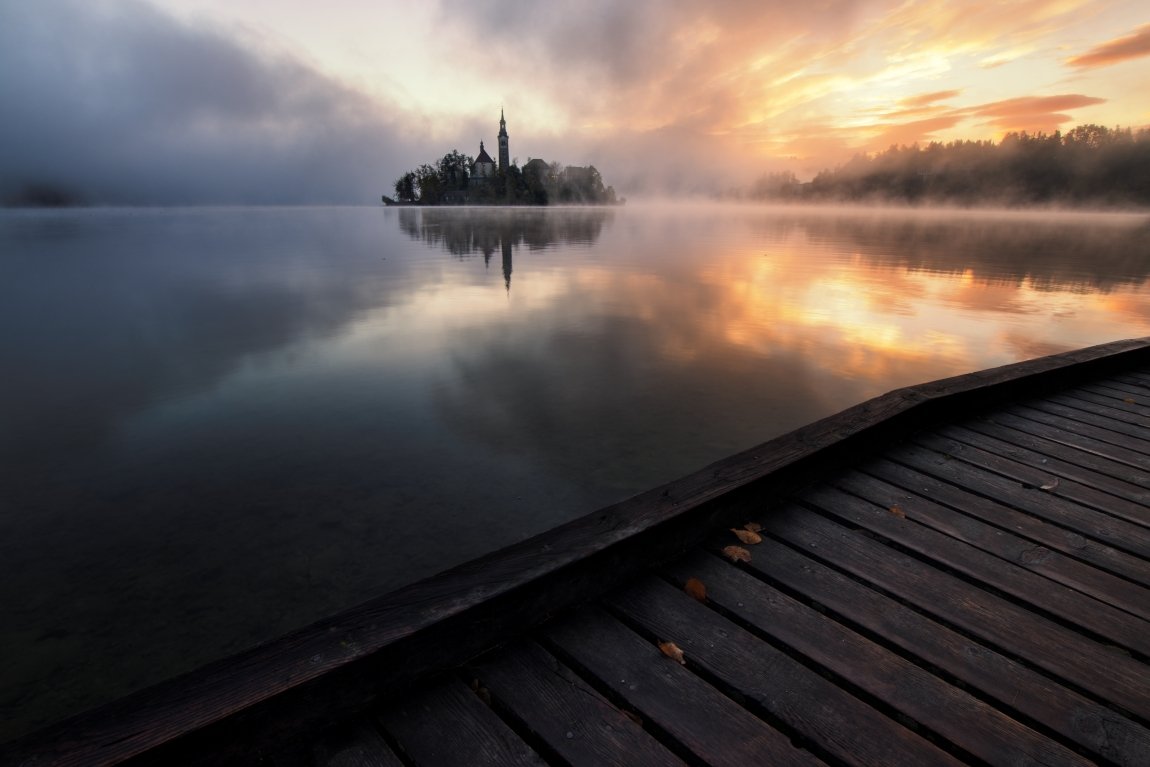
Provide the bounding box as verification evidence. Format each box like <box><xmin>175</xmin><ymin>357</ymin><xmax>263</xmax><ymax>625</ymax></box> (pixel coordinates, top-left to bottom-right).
<box><xmin>389</xmin><ymin>151</ymin><xmax>619</xmax><ymax>206</ymax></box>
<box><xmin>745</xmin><ymin>125</ymin><xmax>1150</xmax><ymax>207</ymax></box>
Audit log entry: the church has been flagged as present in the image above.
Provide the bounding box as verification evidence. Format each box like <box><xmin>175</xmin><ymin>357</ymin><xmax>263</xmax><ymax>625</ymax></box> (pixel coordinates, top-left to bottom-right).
<box><xmin>472</xmin><ymin>109</ymin><xmax>510</xmax><ymax>180</ymax></box>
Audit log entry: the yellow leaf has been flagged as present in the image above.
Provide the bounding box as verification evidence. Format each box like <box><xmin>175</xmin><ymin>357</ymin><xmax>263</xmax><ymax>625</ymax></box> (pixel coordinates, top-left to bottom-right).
<box><xmin>722</xmin><ymin>545</ymin><xmax>752</xmax><ymax>563</ymax></box>
<box><xmin>889</xmin><ymin>505</ymin><xmax>906</xmax><ymax>518</ymax></box>
<box><xmin>684</xmin><ymin>577</ymin><xmax>707</xmax><ymax>602</ymax></box>
<box><xmin>659</xmin><ymin>641</ymin><xmax>686</xmax><ymax>664</ymax></box>
<box><xmin>744</xmin><ymin>522</ymin><xmax>763</xmax><ymax>533</ymax></box>
<box><xmin>731</xmin><ymin>528</ymin><xmax>762</xmax><ymax>545</ymax></box>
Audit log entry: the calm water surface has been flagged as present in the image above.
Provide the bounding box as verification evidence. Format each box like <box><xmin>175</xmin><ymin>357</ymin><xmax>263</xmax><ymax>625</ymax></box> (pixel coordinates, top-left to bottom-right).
<box><xmin>3</xmin><ymin>204</ymin><xmax>1150</xmax><ymax>740</ymax></box>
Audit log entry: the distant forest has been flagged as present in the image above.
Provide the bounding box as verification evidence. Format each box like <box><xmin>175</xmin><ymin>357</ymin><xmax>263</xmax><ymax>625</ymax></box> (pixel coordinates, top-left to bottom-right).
<box><xmin>741</xmin><ymin>124</ymin><xmax>1150</xmax><ymax>207</ymax></box>
<box><xmin>390</xmin><ymin>151</ymin><xmax>620</xmax><ymax>206</ymax></box>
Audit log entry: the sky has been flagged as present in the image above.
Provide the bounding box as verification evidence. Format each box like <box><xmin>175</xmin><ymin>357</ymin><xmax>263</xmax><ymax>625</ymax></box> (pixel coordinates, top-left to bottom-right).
<box><xmin>2</xmin><ymin>0</ymin><xmax>1148</xmax><ymax>202</ymax></box>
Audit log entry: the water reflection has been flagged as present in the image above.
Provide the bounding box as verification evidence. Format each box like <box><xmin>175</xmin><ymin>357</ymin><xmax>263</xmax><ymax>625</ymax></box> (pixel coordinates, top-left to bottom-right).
<box><xmin>2</xmin><ymin>204</ymin><xmax>1149</xmax><ymax>745</ymax></box>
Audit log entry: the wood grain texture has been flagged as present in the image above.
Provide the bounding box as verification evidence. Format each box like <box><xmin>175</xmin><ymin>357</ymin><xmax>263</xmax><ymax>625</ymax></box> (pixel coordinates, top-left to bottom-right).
<box><xmin>801</xmin><ymin>482</ymin><xmax>1150</xmax><ymax>655</ymax></box>
<box><xmin>998</xmin><ymin>405</ymin><xmax>1150</xmax><ymax>469</ymax></box>
<box><xmin>650</xmin><ymin>556</ymin><xmax>1091</xmax><ymax>767</ymax></box>
<box><xmin>915</xmin><ymin>427</ymin><xmax>1150</xmax><ymax>528</ymax></box>
<box><xmin>958</xmin><ymin>415</ymin><xmax>1150</xmax><ymax>497</ymax></box>
<box><xmin>861</xmin><ymin>456</ymin><xmax>1150</xmax><ymax>587</ymax></box>
<box><xmin>604</xmin><ymin>577</ymin><xmax>964</xmax><ymax>767</ymax></box>
<box><xmin>887</xmin><ymin>441</ymin><xmax>1150</xmax><ymax>559</ymax></box>
<box><xmin>544</xmin><ymin>608</ymin><xmax>825</xmax><ymax>767</ymax></box>
<box><xmin>728</xmin><ymin>539</ymin><xmax>1150</xmax><ymax>766</ymax></box>
<box><xmin>834</xmin><ymin>468</ymin><xmax>1150</xmax><ymax>620</ymax></box>
<box><xmin>379</xmin><ymin>677</ymin><xmax>544</xmax><ymax>767</ymax></box>
<box><xmin>311</xmin><ymin>721</ymin><xmax>404</xmax><ymax>767</ymax></box>
<box><xmin>473</xmin><ymin>641</ymin><xmax>687</xmax><ymax>767</ymax></box>
<box><xmin>763</xmin><ymin>504</ymin><xmax>1150</xmax><ymax>719</ymax></box>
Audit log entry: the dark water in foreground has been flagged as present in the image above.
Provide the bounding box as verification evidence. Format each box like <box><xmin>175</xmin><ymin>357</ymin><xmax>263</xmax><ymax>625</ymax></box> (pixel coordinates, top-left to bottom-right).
<box><xmin>3</xmin><ymin>204</ymin><xmax>1150</xmax><ymax>740</ymax></box>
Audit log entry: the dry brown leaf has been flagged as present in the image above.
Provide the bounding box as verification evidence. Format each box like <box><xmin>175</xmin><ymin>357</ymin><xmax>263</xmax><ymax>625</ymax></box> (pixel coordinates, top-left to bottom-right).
<box><xmin>1124</xmin><ymin>398</ymin><xmax>1136</xmax><ymax>405</ymax></box>
<box><xmin>731</xmin><ymin>528</ymin><xmax>762</xmax><ymax>545</ymax></box>
<box><xmin>659</xmin><ymin>641</ymin><xmax>686</xmax><ymax>664</ymax></box>
<box><xmin>722</xmin><ymin>545</ymin><xmax>752</xmax><ymax>563</ymax></box>
<box><xmin>1039</xmin><ymin>478</ymin><xmax>1060</xmax><ymax>490</ymax></box>
<box><xmin>622</xmin><ymin>709</ymin><xmax>643</xmax><ymax>726</ymax></box>
<box><xmin>684</xmin><ymin>577</ymin><xmax>707</xmax><ymax>602</ymax></box>
<box><xmin>744</xmin><ymin>522</ymin><xmax>763</xmax><ymax>533</ymax></box>
<box><xmin>889</xmin><ymin>505</ymin><xmax>906</xmax><ymax>518</ymax></box>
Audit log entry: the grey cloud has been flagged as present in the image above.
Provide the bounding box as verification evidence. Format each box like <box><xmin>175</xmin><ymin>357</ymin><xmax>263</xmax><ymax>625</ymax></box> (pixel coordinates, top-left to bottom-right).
<box><xmin>0</xmin><ymin>0</ymin><xmax>416</xmax><ymax>204</ymax></box>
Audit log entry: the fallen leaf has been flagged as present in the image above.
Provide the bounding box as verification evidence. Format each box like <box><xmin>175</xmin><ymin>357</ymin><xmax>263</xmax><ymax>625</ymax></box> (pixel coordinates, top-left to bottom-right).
<box><xmin>889</xmin><ymin>505</ymin><xmax>906</xmax><ymax>518</ymax></box>
<box><xmin>731</xmin><ymin>528</ymin><xmax>762</xmax><ymax>545</ymax></box>
<box><xmin>684</xmin><ymin>577</ymin><xmax>707</xmax><ymax>602</ymax></box>
<box><xmin>622</xmin><ymin>710</ymin><xmax>643</xmax><ymax>726</ymax></box>
<box><xmin>1124</xmin><ymin>398</ymin><xmax>1136</xmax><ymax>404</ymax></box>
<box><xmin>1040</xmin><ymin>478</ymin><xmax>1060</xmax><ymax>490</ymax></box>
<box><xmin>722</xmin><ymin>545</ymin><xmax>752</xmax><ymax>563</ymax></box>
<box><xmin>744</xmin><ymin>522</ymin><xmax>763</xmax><ymax>533</ymax></box>
<box><xmin>469</xmin><ymin>679</ymin><xmax>492</xmax><ymax>705</ymax></box>
<box><xmin>659</xmin><ymin>641</ymin><xmax>686</xmax><ymax>664</ymax></box>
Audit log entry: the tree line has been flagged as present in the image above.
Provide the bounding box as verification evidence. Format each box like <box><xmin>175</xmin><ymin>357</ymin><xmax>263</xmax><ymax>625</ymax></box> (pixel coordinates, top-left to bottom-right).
<box><xmin>389</xmin><ymin>152</ymin><xmax>620</xmax><ymax>206</ymax></box>
<box><xmin>741</xmin><ymin>124</ymin><xmax>1150</xmax><ymax>207</ymax></box>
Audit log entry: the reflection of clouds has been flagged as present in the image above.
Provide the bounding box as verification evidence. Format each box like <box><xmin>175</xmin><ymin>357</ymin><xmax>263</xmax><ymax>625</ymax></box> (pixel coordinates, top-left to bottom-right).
<box><xmin>0</xmin><ymin>210</ymin><xmax>405</xmax><ymax>471</ymax></box>
<box><xmin>433</xmin><ymin>208</ymin><xmax>1150</xmax><ymax>481</ymax></box>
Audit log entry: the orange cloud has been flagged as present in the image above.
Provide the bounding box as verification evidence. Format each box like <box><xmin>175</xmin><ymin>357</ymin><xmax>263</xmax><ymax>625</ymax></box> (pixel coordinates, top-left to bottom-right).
<box><xmin>968</xmin><ymin>94</ymin><xmax>1106</xmax><ymax>132</ymax></box>
<box><xmin>1066</xmin><ymin>23</ymin><xmax>1150</xmax><ymax>68</ymax></box>
<box><xmin>900</xmin><ymin>89</ymin><xmax>963</xmax><ymax>109</ymax></box>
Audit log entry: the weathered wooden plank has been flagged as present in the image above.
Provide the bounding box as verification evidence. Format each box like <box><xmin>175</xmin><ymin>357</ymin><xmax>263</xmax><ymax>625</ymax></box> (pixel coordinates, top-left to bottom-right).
<box><xmin>1113</xmin><ymin>372</ymin><xmax>1150</xmax><ymax>392</ymax></box>
<box><xmin>835</xmin><ymin>469</ymin><xmax>1150</xmax><ymax>621</ymax></box>
<box><xmin>472</xmin><ymin>641</ymin><xmax>687</xmax><ymax>767</ymax></box>
<box><xmin>916</xmin><ymin>427</ymin><xmax>1150</xmax><ymax>529</ymax></box>
<box><xmin>763</xmin><ymin>504</ymin><xmax>1150</xmax><ymax>719</ymax></box>
<box><xmin>379</xmin><ymin>677</ymin><xmax>545</xmax><ymax>767</ymax></box>
<box><xmin>802</xmin><ymin>482</ymin><xmax>1150</xmax><ymax>651</ymax></box>
<box><xmin>543</xmin><ymin>608</ymin><xmax>825</xmax><ymax>767</ymax></box>
<box><xmin>601</xmin><ymin>581</ymin><xmax>962</xmax><ymax>767</ymax></box>
<box><xmin>731</xmin><ymin>537</ymin><xmax>1150</xmax><ymax>766</ymax></box>
<box><xmin>888</xmin><ymin>441</ymin><xmax>1150</xmax><ymax>559</ymax></box>
<box><xmin>997</xmin><ymin>406</ymin><xmax>1150</xmax><ymax>470</ymax></box>
<box><xmin>312</xmin><ymin>721</ymin><xmax>404</xmax><ymax>767</ymax></box>
<box><xmin>642</xmin><ymin>558</ymin><xmax>1090</xmax><ymax>767</ymax></box>
<box><xmin>863</xmin><ymin>457</ymin><xmax>1150</xmax><ymax>587</ymax></box>
<box><xmin>1065</xmin><ymin>387</ymin><xmax>1150</xmax><ymax>420</ymax></box>
<box><xmin>1082</xmin><ymin>381</ymin><xmax>1150</xmax><ymax>409</ymax></box>
<box><xmin>1027</xmin><ymin>397</ymin><xmax>1150</xmax><ymax>445</ymax></box>
<box><xmin>960</xmin><ymin>414</ymin><xmax>1150</xmax><ymax>494</ymax></box>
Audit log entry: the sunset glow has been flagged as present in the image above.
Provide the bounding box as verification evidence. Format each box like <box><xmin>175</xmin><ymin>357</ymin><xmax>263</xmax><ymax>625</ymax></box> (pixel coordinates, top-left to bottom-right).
<box><xmin>2</xmin><ymin>0</ymin><xmax>1147</xmax><ymax>199</ymax></box>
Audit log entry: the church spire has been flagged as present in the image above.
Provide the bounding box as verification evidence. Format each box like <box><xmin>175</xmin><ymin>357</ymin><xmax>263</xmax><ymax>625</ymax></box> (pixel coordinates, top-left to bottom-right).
<box><xmin>497</xmin><ymin>108</ymin><xmax>510</xmax><ymax>171</ymax></box>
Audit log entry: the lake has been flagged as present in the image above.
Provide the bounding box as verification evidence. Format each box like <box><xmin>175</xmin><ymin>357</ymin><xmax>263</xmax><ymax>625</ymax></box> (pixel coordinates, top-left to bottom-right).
<box><xmin>3</xmin><ymin>203</ymin><xmax>1150</xmax><ymax>741</ymax></box>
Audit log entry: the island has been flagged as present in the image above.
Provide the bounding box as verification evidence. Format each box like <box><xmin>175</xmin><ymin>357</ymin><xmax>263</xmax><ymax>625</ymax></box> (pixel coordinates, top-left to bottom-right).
<box><xmin>385</xmin><ymin>110</ymin><xmax>622</xmax><ymax>206</ymax></box>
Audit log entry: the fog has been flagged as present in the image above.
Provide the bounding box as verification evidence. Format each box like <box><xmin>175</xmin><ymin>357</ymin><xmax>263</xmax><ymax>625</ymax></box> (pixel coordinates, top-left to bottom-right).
<box><xmin>0</xmin><ymin>0</ymin><xmax>429</xmax><ymax>204</ymax></box>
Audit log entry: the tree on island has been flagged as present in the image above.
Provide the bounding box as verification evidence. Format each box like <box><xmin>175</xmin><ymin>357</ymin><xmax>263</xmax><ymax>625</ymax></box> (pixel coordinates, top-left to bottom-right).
<box><xmin>390</xmin><ymin>150</ymin><xmax>619</xmax><ymax>206</ymax></box>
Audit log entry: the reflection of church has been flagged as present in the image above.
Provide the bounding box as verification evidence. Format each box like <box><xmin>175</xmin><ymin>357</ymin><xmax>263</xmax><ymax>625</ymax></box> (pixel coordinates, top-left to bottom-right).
<box><xmin>395</xmin><ymin>206</ymin><xmax>613</xmax><ymax>293</ymax></box>
<box><xmin>472</xmin><ymin>110</ymin><xmax>511</xmax><ymax>181</ymax></box>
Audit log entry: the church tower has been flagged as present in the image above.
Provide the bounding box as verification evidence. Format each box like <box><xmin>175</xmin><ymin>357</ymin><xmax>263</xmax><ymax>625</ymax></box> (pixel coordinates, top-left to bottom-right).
<box><xmin>497</xmin><ymin>108</ymin><xmax>510</xmax><ymax>170</ymax></box>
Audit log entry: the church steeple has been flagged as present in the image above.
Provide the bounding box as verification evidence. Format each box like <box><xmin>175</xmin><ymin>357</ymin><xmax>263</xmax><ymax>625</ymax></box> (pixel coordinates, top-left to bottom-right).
<box><xmin>497</xmin><ymin>108</ymin><xmax>510</xmax><ymax>171</ymax></box>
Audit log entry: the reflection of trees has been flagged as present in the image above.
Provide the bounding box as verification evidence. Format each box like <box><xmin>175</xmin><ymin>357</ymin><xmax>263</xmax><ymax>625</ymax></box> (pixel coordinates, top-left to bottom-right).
<box><xmin>397</xmin><ymin>207</ymin><xmax>613</xmax><ymax>260</ymax></box>
<box><xmin>749</xmin><ymin>212</ymin><xmax>1150</xmax><ymax>293</ymax></box>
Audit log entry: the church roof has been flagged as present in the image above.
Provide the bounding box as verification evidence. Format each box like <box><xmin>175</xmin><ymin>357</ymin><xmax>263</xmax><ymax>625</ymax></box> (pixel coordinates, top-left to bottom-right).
<box><xmin>474</xmin><ymin>142</ymin><xmax>494</xmax><ymax>165</ymax></box>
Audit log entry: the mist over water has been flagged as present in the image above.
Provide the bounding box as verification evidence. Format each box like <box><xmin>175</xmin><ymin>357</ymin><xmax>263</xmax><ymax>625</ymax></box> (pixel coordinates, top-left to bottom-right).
<box><xmin>2</xmin><ymin>203</ymin><xmax>1150</xmax><ymax>742</ymax></box>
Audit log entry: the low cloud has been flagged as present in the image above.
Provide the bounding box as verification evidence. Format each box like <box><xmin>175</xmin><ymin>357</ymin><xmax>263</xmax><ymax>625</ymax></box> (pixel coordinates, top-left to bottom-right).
<box><xmin>0</xmin><ymin>0</ymin><xmax>418</xmax><ymax>204</ymax></box>
<box><xmin>1066</xmin><ymin>23</ymin><xmax>1150</xmax><ymax>68</ymax></box>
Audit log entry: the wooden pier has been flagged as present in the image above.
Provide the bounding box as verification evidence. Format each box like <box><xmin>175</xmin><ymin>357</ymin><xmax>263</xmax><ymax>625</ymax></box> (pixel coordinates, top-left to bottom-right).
<box><xmin>8</xmin><ymin>339</ymin><xmax>1150</xmax><ymax>766</ymax></box>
